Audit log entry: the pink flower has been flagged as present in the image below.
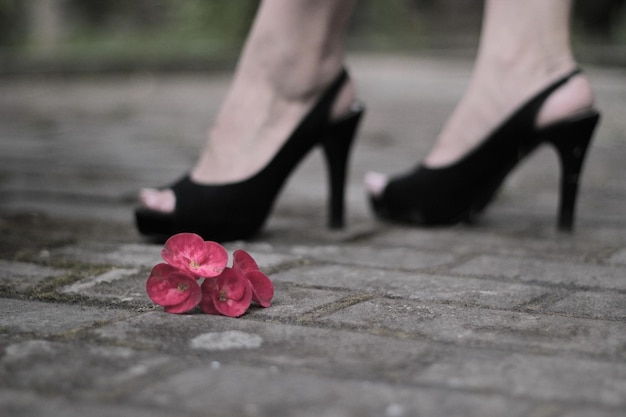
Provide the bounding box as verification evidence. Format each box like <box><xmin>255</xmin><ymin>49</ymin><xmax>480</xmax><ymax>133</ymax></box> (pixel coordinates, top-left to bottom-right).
<box><xmin>161</xmin><ymin>233</ymin><xmax>228</xmax><ymax>278</ymax></box>
<box><xmin>146</xmin><ymin>263</ymin><xmax>202</xmax><ymax>314</ymax></box>
<box><xmin>200</xmin><ymin>267</ymin><xmax>252</xmax><ymax>317</ymax></box>
<box><xmin>233</xmin><ymin>249</ymin><xmax>274</xmax><ymax>308</ymax></box>
<box><xmin>145</xmin><ymin>233</ymin><xmax>274</xmax><ymax>316</ymax></box>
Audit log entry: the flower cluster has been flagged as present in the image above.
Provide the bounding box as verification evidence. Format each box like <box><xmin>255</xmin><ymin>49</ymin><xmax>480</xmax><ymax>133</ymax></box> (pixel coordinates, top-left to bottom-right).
<box><xmin>145</xmin><ymin>233</ymin><xmax>274</xmax><ymax>317</ymax></box>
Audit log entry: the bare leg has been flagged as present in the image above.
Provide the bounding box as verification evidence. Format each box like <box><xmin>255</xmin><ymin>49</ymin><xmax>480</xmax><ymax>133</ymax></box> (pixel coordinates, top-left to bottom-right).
<box><xmin>366</xmin><ymin>0</ymin><xmax>594</xmax><ymax>194</ymax></box>
<box><xmin>141</xmin><ymin>0</ymin><xmax>357</xmax><ymax>213</ymax></box>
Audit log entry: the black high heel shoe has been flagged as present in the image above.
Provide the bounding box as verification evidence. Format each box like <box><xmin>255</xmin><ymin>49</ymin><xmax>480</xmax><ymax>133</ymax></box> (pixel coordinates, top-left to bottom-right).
<box><xmin>370</xmin><ymin>68</ymin><xmax>600</xmax><ymax>231</ymax></box>
<box><xmin>135</xmin><ymin>69</ymin><xmax>364</xmax><ymax>242</ymax></box>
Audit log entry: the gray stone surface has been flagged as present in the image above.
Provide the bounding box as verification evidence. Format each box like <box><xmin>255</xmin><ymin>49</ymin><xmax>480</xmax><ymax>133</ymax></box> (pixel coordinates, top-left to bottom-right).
<box><xmin>270</xmin><ymin>263</ymin><xmax>552</xmax><ymax>309</ymax></box>
<box><xmin>0</xmin><ymin>299</ymin><xmax>138</xmax><ymax>336</ymax></box>
<box><xmin>1</xmin><ymin>55</ymin><xmax>625</xmax><ymax>416</ymax></box>
<box><xmin>0</xmin><ymin>260</ymin><xmax>66</xmax><ymax>292</ymax></box>
<box><xmin>453</xmin><ymin>254</ymin><xmax>626</xmax><ymax>290</ymax></box>
<box><xmin>318</xmin><ymin>297</ymin><xmax>626</xmax><ymax>357</ymax></box>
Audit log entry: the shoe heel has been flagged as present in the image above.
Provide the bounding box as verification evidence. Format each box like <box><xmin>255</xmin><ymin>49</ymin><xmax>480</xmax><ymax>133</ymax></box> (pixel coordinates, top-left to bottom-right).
<box><xmin>321</xmin><ymin>104</ymin><xmax>365</xmax><ymax>229</ymax></box>
<box><xmin>546</xmin><ymin>111</ymin><xmax>600</xmax><ymax>231</ymax></box>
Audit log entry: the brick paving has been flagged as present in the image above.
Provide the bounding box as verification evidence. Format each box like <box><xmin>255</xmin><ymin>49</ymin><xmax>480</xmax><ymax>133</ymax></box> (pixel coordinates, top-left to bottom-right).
<box><xmin>1</xmin><ymin>55</ymin><xmax>625</xmax><ymax>417</ymax></box>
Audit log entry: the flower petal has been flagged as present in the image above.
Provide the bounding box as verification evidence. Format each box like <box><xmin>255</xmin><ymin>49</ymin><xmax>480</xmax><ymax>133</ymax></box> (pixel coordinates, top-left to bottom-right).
<box><xmin>164</xmin><ymin>289</ymin><xmax>202</xmax><ymax>314</ymax></box>
<box><xmin>161</xmin><ymin>233</ymin><xmax>228</xmax><ymax>278</ymax></box>
<box><xmin>233</xmin><ymin>249</ymin><xmax>259</xmax><ymax>274</ymax></box>
<box><xmin>207</xmin><ymin>267</ymin><xmax>252</xmax><ymax>317</ymax></box>
<box><xmin>214</xmin><ymin>287</ymin><xmax>252</xmax><ymax>317</ymax></box>
<box><xmin>232</xmin><ymin>249</ymin><xmax>273</xmax><ymax>307</ymax></box>
<box><xmin>161</xmin><ymin>233</ymin><xmax>204</xmax><ymax>272</ymax></box>
<box><xmin>246</xmin><ymin>270</ymin><xmax>274</xmax><ymax>308</ymax></box>
<box><xmin>197</xmin><ymin>241</ymin><xmax>229</xmax><ymax>277</ymax></box>
<box><xmin>220</xmin><ymin>268</ymin><xmax>249</xmax><ymax>301</ymax></box>
<box><xmin>200</xmin><ymin>278</ymin><xmax>220</xmax><ymax>315</ymax></box>
<box><xmin>146</xmin><ymin>263</ymin><xmax>201</xmax><ymax>313</ymax></box>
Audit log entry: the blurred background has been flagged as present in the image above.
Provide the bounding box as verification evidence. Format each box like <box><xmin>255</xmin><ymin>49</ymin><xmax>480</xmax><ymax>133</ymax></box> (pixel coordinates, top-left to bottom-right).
<box><xmin>0</xmin><ymin>0</ymin><xmax>625</xmax><ymax>75</ymax></box>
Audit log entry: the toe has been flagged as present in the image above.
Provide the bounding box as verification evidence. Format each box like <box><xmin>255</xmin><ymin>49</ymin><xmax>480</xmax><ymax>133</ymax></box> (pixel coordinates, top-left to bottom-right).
<box><xmin>139</xmin><ymin>188</ymin><xmax>176</xmax><ymax>213</ymax></box>
<box><xmin>364</xmin><ymin>172</ymin><xmax>388</xmax><ymax>197</ymax></box>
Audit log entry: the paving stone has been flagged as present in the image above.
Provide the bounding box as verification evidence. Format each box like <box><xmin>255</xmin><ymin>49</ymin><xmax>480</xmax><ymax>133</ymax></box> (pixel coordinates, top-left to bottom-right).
<box><xmin>271</xmin><ymin>264</ymin><xmax>551</xmax><ymax>309</ymax></box>
<box><xmin>558</xmin><ymin>408</ymin><xmax>626</xmax><ymax>417</ymax></box>
<box><xmin>0</xmin><ymin>298</ymin><xmax>137</xmax><ymax>336</ymax></box>
<box><xmin>0</xmin><ymin>260</ymin><xmax>66</xmax><ymax>292</ymax></box>
<box><xmin>245</xmin><ymin>284</ymin><xmax>348</xmax><ymax>321</ymax></box>
<box><xmin>92</xmin><ymin>312</ymin><xmax>435</xmax><ymax>378</ymax></box>
<box><xmin>60</xmin><ymin>267</ymin><xmax>139</xmax><ymax>294</ymax></box>
<box><xmin>51</xmin><ymin>243</ymin><xmax>162</xmax><ymax>267</ymax></box>
<box><xmin>0</xmin><ymin>340</ymin><xmax>175</xmax><ymax>398</ymax></box>
<box><xmin>608</xmin><ymin>247</ymin><xmax>626</xmax><ymax>265</ymax></box>
<box><xmin>59</xmin><ymin>267</ymin><xmax>151</xmax><ymax>306</ymax></box>
<box><xmin>133</xmin><ymin>362</ymin><xmax>535</xmax><ymax>417</ymax></box>
<box><xmin>317</xmin><ymin>297</ymin><xmax>626</xmax><ymax>358</ymax></box>
<box><xmin>452</xmin><ymin>254</ymin><xmax>626</xmax><ymax>290</ymax></box>
<box><xmin>416</xmin><ymin>349</ymin><xmax>626</xmax><ymax>407</ymax></box>
<box><xmin>544</xmin><ymin>291</ymin><xmax>626</xmax><ymax>321</ymax></box>
<box><xmin>90</xmin><ymin>307</ymin><xmax>626</xmax><ymax>413</ymax></box>
<box><xmin>0</xmin><ymin>390</ymin><xmax>195</xmax><ymax>417</ymax></box>
<box><xmin>289</xmin><ymin>244</ymin><xmax>457</xmax><ymax>270</ymax></box>
<box><xmin>366</xmin><ymin>226</ymin><xmax>617</xmax><ymax>261</ymax></box>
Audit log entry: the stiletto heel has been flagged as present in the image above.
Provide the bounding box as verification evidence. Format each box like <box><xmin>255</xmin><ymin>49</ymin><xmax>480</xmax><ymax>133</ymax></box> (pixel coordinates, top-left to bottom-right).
<box><xmin>370</xmin><ymin>68</ymin><xmax>601</xmax><ymax>231</ymax></box>
<box><xmin>322</xmin><ymin>103</ymin><xmax>365</xmax><ymax>228</ymax></box>
<box><xmin>135</xmin><ymin>69</ymin><xmax>364</xmax><ymax>242</ymax></box>
<box><xmin>544</xmin><ymin>111</ymin><xmax>600</xmax><ymax>231</ymax></box>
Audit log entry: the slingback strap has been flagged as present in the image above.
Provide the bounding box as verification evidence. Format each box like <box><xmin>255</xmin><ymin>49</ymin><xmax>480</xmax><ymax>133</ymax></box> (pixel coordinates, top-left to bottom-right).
<box><xmin>315</xmin><ymin>68</ymin><xmax>349</xmax><ymax>122</ymax></box>
<box><xmin>524</xmin><ymin>67</ymin><xmax>584</xmax><ymax>125</ymax></box>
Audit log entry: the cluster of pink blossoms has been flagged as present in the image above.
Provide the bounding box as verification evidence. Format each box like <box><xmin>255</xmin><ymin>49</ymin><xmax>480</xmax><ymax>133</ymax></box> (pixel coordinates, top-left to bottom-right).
<box><xmin>145</xmin><ymin>233</ymin><xmax>274</xmax><ymax>317</ymax></box>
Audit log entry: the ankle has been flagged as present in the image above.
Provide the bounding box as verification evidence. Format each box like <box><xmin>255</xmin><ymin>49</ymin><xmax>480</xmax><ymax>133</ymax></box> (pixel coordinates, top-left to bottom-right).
<box><xmin>237</xmin><ymin>51</ymin><xmax>355</xmax><ymax>120</ymax></box>
<box><xmin>245</xmin><ymin>55</ymin><xmax>347</xmax><ymax>102</ymax></box>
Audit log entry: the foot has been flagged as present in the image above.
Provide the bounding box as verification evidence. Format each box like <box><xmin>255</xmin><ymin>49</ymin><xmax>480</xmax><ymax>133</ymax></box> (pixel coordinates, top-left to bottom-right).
<box><xmin>140</xmin><ymin>70</ymin><xmax>356</xmax><ymax>214</ymax></box>
<box><xmin>365</xmin><ymin>68</ymin><xmax>595</xmax><ymax>197</ymax></box>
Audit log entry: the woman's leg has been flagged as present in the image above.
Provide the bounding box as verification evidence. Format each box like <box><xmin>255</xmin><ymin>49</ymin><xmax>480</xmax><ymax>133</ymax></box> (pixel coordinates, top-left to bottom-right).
<box><xmin>366</xmin><ymin>0</ymin><xmax>594</xmax><ymax>193</ymax></box>
<box><xmin>141</xmin><ymin>0</ymin><xmax>357</xmax><ymax>213</ymax></box>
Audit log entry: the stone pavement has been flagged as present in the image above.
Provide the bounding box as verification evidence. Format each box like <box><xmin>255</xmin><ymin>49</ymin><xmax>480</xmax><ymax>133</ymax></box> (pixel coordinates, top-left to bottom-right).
<box><xmin>1</xmin><ymin>55</ymin><xmax>625</xmax><ymax>417</ymax></box>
